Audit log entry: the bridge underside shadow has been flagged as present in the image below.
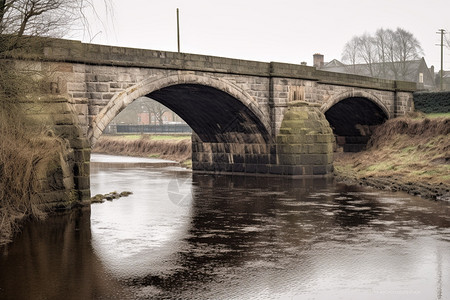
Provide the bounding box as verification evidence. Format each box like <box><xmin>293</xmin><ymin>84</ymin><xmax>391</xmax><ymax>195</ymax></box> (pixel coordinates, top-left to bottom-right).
<box><xmin>325</xmin><ymin>97</ymin><xmax>388</xmax><ymax>152</ymax></box>
<box><xmin>148</xmin><ymin>84</ymin><xmax>273</xmax><ymax>173</ymax></box>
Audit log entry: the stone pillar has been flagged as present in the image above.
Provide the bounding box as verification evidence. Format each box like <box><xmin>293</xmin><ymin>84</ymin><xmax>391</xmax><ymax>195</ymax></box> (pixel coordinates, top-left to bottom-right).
<box><xmin>275</xmin><ymin>101</ymin><xmax>334</xmax><ymax>176</ymax></box>
<box><xmin>23</xmin><ymin>97</ymin><xmax>91</xmax><ymax>208</ymax></box>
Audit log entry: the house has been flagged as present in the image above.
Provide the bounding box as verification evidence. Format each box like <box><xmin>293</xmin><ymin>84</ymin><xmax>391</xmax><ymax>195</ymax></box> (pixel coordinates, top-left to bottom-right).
<box><xmin>314</xmin><ymin>54</ymin><xmax>436</xmax><ymax>90</ymax></box>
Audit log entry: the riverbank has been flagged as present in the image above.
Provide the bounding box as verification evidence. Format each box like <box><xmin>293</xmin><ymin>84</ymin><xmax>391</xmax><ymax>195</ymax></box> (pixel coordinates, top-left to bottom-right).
<box><xmin>92</xmin><ymin>134</ymin><xmax>192</xmax><ymax>168</ymax></box>
<box><xmin>95</xmin><ymin>116</ymin><xmax>450</xmax><ymax>201</ymax></box>
<box><xmin>334</xmin><ymin>115</ymin><xmax>450</xmax><ymax>201</ymax></box>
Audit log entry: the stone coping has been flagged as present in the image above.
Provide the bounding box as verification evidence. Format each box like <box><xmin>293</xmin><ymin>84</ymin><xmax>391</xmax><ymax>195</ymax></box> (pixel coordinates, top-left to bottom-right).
<box><xmin>5</xmin><ymin>37</ymin><xmax>416</xmax><ymax>92</ymax></box>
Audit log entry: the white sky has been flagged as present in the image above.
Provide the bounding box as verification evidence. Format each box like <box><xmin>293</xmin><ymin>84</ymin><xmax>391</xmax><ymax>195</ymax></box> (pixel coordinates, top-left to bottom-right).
<box><xmin>75</xmin><ymin>0</ymin><xmax>450</xmax><ymax>70</ymax></box>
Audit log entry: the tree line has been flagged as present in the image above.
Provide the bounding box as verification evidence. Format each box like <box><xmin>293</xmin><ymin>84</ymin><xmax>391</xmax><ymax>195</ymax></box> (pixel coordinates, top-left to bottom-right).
<box><xmin>341</xmin><ymin>28</ymin><xmax>424</xmax><ymax>81</ymax></box>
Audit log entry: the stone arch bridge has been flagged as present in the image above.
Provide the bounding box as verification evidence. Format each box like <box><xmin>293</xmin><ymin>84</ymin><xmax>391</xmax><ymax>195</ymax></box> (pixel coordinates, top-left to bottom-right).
<box><xmin>9</xmin><ymin>38</ymin><xmax>415</xmax><ymax>204</ymax></box>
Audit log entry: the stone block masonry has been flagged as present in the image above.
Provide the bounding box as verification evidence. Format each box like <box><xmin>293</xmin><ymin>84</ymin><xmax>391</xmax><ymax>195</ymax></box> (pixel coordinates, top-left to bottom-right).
<box><xmin>275</xmin><ymin>101</ymin><xmax>334</xmax><ymax>176</ymax></box>
<box><xmin>6</xmin><ymin>37</ymin><xmax>418</xmax><ymax>206</ymax></box>
<box><xmin>23</xmin><ymin>97</ymin><xmax>91</xmax><ymax>205</ymax></box>
<box><xmin>191</xmin><ymin>102</ymin><xmax>334</xmax><ymax>177</ymax></box>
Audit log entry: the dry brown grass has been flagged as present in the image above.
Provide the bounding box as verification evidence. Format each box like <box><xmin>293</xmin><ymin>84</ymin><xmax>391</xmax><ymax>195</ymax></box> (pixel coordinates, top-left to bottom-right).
<box><xmin>0</xmin><ymin>114</ymin><xmax>63</xmax><ymax>245</ymax></box>
<box><xmin>93</xmin><ymin>135</ymin><xmax>192</xmax><ymax>164</ymax></box>
<box><xmin>334</xmin><ymin>116</ymin><xmax>450</xmax><ymax>199</ymax></box>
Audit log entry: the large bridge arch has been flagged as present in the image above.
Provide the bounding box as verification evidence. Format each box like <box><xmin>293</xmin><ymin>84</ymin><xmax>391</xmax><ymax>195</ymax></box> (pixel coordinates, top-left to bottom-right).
<box><xmin>320</xmin><ymin>90</ymin><xmax>390</xmax><ymax>152</ymax></box>
<box><xmin>88</xmin><ymin>72</ymin><xmax>276</xmax><ymax>174</ymax></box>
<box><xmin>88</xmin><ymin>73</ymin><xmax>272</xmax><ymax>146</ymax></box>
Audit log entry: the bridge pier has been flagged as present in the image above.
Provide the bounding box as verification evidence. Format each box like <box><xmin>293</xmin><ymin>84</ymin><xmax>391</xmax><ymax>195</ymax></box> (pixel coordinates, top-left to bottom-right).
<box><xmin>192</xmin><ymin>101</ymin><xmax>334</xmax><ymax>176</ymax></box>
<box><xmin>275</xmin><ymin>101</ymin><xmax>334</xmax><ymax>176</ymax></box>
<box><xmin>24</xmin><ymin>97</ymin><xmax>91</xmax><ymax>207</ymax></box>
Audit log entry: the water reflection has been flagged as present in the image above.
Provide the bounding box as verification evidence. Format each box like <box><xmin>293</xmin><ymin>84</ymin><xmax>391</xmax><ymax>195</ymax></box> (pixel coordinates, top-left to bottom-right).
<box><xmin>1</xmin><ymin>154</ymin><xmax>449</xmax><ymax>300</ymax></box>
<box><xmin>0</xmin><ymin>209</ymin><xmax>127</xmax><ymax>300</ymax></box>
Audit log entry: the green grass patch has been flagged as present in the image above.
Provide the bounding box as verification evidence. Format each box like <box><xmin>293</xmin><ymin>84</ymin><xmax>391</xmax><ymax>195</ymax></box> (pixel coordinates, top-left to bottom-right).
<box><xmin>114</xmin><ymin>134</ymin><xmax>142</xmax><ymax>140</ymax></box>
<box><xmin>104</xmin><ymin>134</ymin><xmax>191</xmax><ymax>141</ymax></box>
<box><xmin>401</xmin><ymin>146</ymin><xmax>416</xmax><ymax>153</ymax></box>
<box><xmin>365</xmin><ymin>162</ymin><xmax>395</xmax><ymax>172</ymax></box>
<box><xmin>425</xmin><ymin>113</ymin><xmax>450</xmax><ymax>119</ymax></box>
<box><xmin>148</xmin><ymin>135</ymin><xmax>191</xmax><ymax>140</ymax></box>
<box><xmin>181</xmin><ymin>159</ymin><xmax>192</xmax><ymax>169</ymax></box>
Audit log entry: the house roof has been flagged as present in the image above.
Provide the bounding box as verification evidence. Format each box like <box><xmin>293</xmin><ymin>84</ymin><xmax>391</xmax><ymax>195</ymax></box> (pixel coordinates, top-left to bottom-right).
<box><xmin>319</xmin><ymin>58</ymin><xmax>428</xmax><ymax>83</ymax></box>
<box><xmin>323</xmin><ymin>59</ymin><xmax>346</xmax><ymax>68</ymax></box>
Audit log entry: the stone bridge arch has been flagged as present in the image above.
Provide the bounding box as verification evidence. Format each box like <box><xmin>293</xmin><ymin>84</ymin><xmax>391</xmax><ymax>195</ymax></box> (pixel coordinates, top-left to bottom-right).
<box><xmin>320</xmin><ymin>90</ymin><xmax>390</xmax><ymax>117</ymax></box>
<box><xmin>88</xmin><ymin>72</ymin><xmax>275</xmax><ymax>174</ymax></box>
<box><xmin>320</xmin><ymin>90</ymin><xmax>390</xmax><ymax>152</ymax></box>
<box><xmin>88</xmin><ymin>73</ymin><xmax>272</xmax><ymax>146</ymax></box>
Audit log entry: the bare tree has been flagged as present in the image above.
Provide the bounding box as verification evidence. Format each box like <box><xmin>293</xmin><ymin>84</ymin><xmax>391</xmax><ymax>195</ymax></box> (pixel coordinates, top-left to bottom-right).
<box><xmin>395</xmin><ymin>28</ymin><xmax>423</xmax><ymax>79</ymax></box>
<box><xmin>0</xmin><ymin>0</ymin><xmax>113</xmax><ymax>244</ymax></box>
<box><xmin>341</xmin><ymin>28</ymin><xmax>423</xmax><ymax>81</ymax></box>
<box><xmin>135</xmin><ymin>97</ymin><xmax>169</xmax><ymax>125</ymax></box>
<box><xmin>357</xmin><ymin>33</ymin><xmax>377</xmax><ymax>77</ymax></box>
<box><xmin>145</xmin><ymin>101</ymin><xmax>169</xmax><ymax>125</ymax></box>
<box><xmin>115</xmin><ymin>97</ymin><xmax>170</xmax><ymax>125</ymax></box>
<box><xmin>0</xmin><ymin>0</ymin><xmax>112</xmax><ymax>55</ymax></box>
<box><xmin>373</xmin><ymin>28</ymin><xmax>394</xmax><ymax>78</ymax></box>
<box><xmin>342</xmin><ymin>36</ymin><xmax>359</xmax><ymax>73</ymax></box>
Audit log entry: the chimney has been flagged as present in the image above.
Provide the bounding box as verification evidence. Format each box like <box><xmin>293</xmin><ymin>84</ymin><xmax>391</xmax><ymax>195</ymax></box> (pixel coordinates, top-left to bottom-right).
<box><xmin>313</xmin><ymin>53</ymin><xmax>324</xmax><ymax>68</ymax></box>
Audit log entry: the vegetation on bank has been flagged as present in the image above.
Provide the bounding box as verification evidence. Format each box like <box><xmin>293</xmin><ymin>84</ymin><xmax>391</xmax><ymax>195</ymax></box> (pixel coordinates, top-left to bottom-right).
<box><xmin>97</xmin><ymin>115</ymin><xmax>450</xmax><ymax>201</ymax></box>
<box><xmin>0</xmin><ymin>64</ymin><xmax>68</xmax><ymax>246</ymax></box>
<box><xmin>92</xmin><ymin>135</ymin><xmax>192</xmax><ymax>168</ymax></box>
<box><xmin>0</xmin><ymin>0</ymin><xmax>115</xmax><ymax>246</ymax></box>
<box><xmin>413</xmin><ymin>91</ymin><xmax>450</xmax><ymax>114</ymax></box>
<box><xmin>334</xmin><ymin>115</ymin><xmax>450</xmax><ymax>200</ymax></box>
<box><xmin>0</xmin><ymin>118</ymin><xmax>63</xmax><ymax>245</ymax></box>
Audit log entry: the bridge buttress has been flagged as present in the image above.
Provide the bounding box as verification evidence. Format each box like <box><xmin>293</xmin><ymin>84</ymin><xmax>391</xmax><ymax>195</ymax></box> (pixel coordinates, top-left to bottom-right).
<box><xmin>23</xmin><ymin>97</ymin><xmax>91</xmax><ymax>208</ymax></box>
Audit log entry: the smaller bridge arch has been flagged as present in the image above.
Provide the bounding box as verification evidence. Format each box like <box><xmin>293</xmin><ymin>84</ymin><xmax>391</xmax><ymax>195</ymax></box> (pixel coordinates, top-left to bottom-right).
<box><xmin>320</xmin><ymin>89</ymin><xmax>390</xmax><ymax>118</ymax></box>
<box><xmin>321</xmin><ymin>90</ymin><xmax>390</xmax><ymax>152</ymax></box>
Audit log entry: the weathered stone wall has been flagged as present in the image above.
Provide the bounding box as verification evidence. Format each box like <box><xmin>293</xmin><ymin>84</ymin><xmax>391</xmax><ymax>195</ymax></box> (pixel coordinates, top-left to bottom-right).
<box><xmin>23</xmin><ymin>97</ymin><xmax>91</xmax><ymax>205</ymax></box>
<box><xmin>59</xmin><ymin>64</ymin><xmax>415</xmax><ymax>139</ymax></box>
<box><xmin>8</xmin><ymin>38</ymin><xmax>416</xmax><ymax>142</ymax></box>
<box><xmin>4</xmin><ymin>38</ymin><xmax>418</xmax><ymax>202</ymax></box>
<box><xmin>275</xmin><ymin>102</ymin><xmax>334</xmax><ymax>175</ymax></box>
<box><xmin>191</xmin><ymin>102</ymin><xmax>334</xmax><ymax>176</ymax></box>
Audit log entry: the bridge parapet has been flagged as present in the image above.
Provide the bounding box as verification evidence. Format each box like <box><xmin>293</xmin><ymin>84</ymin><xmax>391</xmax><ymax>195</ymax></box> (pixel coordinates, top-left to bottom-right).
<box><xmin>8</xmin><ymin>38</ymin><xmax>416</xmax><ymax>93</ymax></box>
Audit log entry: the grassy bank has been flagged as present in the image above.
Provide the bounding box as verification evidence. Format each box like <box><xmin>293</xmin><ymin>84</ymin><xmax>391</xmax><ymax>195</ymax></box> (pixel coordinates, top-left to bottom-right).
<box><xmin>0</xmin><ymin>117</ymin><xmax>64</xmax><ymax>245</ymax></box>
<box><xmin>334</xmin><ymin>116</ymin><xmax>450</xmax><ymax>200</ymax></box>
<box><xmin>93</xmin><ymin>135</ymin><xmax>192</xmax><ymax>168</ymax></box>
<box><xmin>95</xmin><ymin>117</ymin><xmax>449</xmax><ymax>201</ymax></box>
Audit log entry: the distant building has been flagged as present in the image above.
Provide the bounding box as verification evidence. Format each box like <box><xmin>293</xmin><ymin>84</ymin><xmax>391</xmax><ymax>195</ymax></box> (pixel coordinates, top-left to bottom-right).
<box><xmin>314</xmin><ymin>54</ymin><xmax>435</xmax><ymax>90</ymax></box>
<box><xmin>137</xmin><ymin>112</ymin><xmax>150</xmax><ymax>125</ymax></box>
<box><xmin>136</xmin><ymin>111</ymin><xmax>184</xmax><ymax>125</ymax></box>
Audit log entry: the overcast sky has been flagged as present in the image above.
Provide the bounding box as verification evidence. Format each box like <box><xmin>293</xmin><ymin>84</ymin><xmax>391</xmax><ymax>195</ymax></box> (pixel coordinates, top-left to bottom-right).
<box><xmin>75</xmin><ymin>0</ymin><xmax>450</xmax><ymax>70</ymax></box>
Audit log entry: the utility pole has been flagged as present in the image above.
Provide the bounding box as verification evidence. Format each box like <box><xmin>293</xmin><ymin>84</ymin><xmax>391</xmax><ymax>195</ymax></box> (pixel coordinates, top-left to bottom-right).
<box><xmin>437</xmin><ymin>29</ymin><xmax>445</xmax><ymax>91</ymax></box>
<box><xmin>177</xmin><ymin>8</ymin><xmax>180</xmax><ymax>53</ymax></box>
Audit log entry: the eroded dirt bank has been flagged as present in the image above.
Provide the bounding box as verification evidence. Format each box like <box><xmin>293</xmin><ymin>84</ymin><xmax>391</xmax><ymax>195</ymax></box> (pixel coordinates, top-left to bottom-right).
<box><xmin>334</xmin><ymin>116</ymin><xmax>450</xmax><ymax>201</ymax></box>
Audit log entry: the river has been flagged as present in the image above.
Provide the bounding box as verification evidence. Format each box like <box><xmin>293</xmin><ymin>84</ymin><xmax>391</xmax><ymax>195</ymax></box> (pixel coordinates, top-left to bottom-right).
<box><xmin>1</xmin><ymin>154</ymin><xmax>449</xmax><ymax>299</ymax></box>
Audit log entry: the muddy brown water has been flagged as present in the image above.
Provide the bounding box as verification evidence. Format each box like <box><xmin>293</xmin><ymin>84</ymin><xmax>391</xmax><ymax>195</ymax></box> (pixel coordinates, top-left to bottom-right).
<box><xmin>1</xmin><ymin>154</ymin><xmax>449</xmax><ymax>299</ymax></box>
